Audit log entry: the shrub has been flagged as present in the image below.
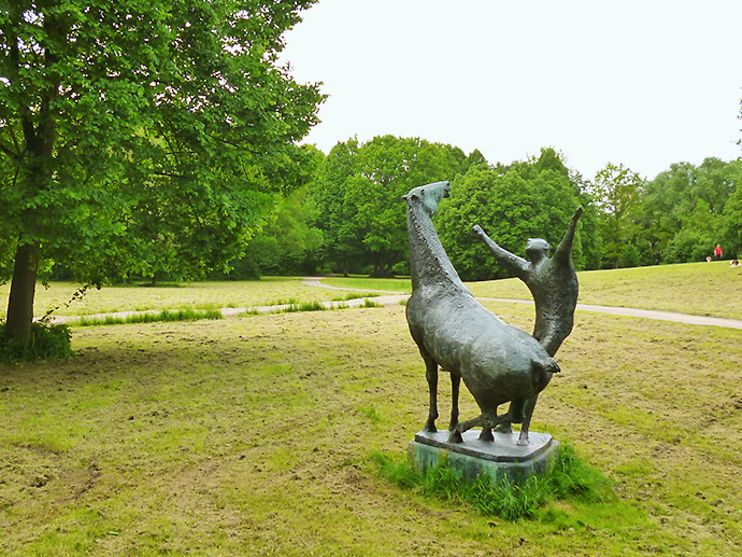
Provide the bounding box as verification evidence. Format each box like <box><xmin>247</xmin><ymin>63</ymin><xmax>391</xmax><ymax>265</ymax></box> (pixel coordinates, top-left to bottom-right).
<box><xmin>0</xmin><ymin>321</ymin><xmax>72</xmax><ymax>362</ymax></box>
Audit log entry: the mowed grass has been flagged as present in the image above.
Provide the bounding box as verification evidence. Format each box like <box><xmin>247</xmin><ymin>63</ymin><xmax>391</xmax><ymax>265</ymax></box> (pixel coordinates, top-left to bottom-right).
<box><xmin>321</xmin><ymin>277</ymin><xmax>412</xmax><ymax>293</ymax></box>
<box><xmin>324</xmin><ymin>261</ymin><xmax>742</xmax><ymax>319</ymax></box>
<box><xmin>1</xmin><ymin>303</ymin><xmax>740</xmax><ymax>555</ymax></box>
<box><xmin>468</xmin><ymin>261</ymin><xmax>742</xmax><ymax>320</ymax></box>
<box><xmin>0</xmin><ymin>278</ymin><xmax>338</xmax><ymax>318</ymax></box>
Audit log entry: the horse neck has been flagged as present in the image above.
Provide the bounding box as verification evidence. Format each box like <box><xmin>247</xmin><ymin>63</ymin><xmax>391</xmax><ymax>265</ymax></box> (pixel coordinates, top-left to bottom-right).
<box><xmin>407</xmin><ymin>203</ymin><xmax>465</xmax><ymax>293</ymax></box>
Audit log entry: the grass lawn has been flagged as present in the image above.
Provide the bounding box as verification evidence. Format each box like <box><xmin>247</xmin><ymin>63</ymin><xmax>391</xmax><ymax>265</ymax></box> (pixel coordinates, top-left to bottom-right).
<box><xmin>0</xmin><ymin>278</ymin><xmax>339</xmax><ymax>318</ymax></box>
<box><xmin>323</xmin><ymin>261</ymin><xmax>742</xmax><ymax>320</ymax></box>
<box><xmin>1</xmin><ymin>303</ymin><xmax>740</xmax><ymax>555</ymax></box>
<box><xmin>320</xmin><ymin>277</ymin><xmax>413</xmax><ymax>294</ymax></box>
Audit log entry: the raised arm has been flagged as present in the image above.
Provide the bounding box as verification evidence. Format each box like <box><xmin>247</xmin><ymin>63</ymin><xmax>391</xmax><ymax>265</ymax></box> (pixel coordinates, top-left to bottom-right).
<box><xmin>473</xmin><ymin>224</ymin><xmax>530</xmax><ymax>278</ymax></box>
<box><xmin>555</xmin><ymin>206</ymin><xmax>583</xmax><ymax>263</ymax></box>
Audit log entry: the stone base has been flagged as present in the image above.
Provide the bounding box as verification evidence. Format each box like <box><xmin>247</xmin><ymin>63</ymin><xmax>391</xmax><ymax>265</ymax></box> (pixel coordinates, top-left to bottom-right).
<box><xmin>408</xmin><ymin>429</ymin><xmax>559</xmax><ymax>483</ymax></box>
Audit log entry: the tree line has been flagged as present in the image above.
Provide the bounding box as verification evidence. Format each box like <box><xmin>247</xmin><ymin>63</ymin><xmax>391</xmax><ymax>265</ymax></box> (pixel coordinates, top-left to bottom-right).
<box><xmin>233</xmin><ymin>136</ymin><xmax>740</xmax><ymax>281</ymax></box>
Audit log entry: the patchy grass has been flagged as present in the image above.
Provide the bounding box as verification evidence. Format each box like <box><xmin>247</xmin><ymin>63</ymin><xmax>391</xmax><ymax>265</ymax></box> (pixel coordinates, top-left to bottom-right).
<box><xmin>467</xmin><ymin>261</ymin><xmax>742</xmax><ymax>319</ymax></box>
<box><xmin>280</xmin><ymin>301</ymin><xmax>327</xmax><ymax>313</ymax></box>
<box><xmin>1</xmin><ymin>303</ymin><xmax>740</xmax><ymax>555</ymax></box>
<box><xmin>331</xmin><ymin>292</ymin><xmax>381</xmax><ymax>302</ymax></box>
<box><xmin>0</xmin><ymin>278</ymin><xmax>339</xmax><ymax>318</ymax></box>
<box><xmin>75</xmin><ymin>309</ymin><xmax>223</xmax><ymax>327</ymax></box>
<box><xmin>276</xmin><ymin>299</ymin><xmax>382</xmax><ymax>314</ymax></box>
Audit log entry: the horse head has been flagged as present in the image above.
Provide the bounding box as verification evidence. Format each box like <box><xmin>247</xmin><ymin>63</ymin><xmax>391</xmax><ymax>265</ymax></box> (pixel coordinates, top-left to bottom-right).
<box><xmin>402</xmin><ymin>180</ymin><xmax>451</xmax><ymax>216</ymax></box>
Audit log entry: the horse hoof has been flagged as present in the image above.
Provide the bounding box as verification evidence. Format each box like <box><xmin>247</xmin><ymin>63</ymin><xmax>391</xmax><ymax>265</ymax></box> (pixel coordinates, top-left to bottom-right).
<box><xmin>447</xmin><ymin>431</ymin><xmax>463</xmax><ymax>444</ymax></box>
<box><xmin>424</xmin><ymin>423</ymin><xmax>437</xmax><ymax>433</ymax></box>
<box><xmin>479</xmin><ymin>428</ymin><xmax>494</xmax><ymax>442</ymax></box>
<box><xmin>516</xmin><ymin>437</ymin><xmax>529</xmax><ymax>446</ymax></box>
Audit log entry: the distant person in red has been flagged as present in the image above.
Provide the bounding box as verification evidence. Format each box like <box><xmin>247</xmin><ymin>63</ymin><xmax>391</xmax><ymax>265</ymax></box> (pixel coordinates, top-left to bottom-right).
<box><xmin>714</xmin><ymin>244</ymin><xmax>723</xmax><ymax>260</ymax></box>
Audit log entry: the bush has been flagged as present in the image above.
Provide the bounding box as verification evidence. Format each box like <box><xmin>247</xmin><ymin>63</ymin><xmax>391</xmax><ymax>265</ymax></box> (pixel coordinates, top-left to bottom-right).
<box><xmin>0</xmin><ymin>321</ymin><xmax>72</xmax><ymax>362</ymax></box>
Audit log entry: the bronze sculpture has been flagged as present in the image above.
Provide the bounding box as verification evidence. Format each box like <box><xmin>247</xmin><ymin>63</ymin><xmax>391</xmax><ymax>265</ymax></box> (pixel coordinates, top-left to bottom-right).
<box><xmin>473</xmin><ymin>207</ymin><xmax>582</xmax><ymax>434</ymax></box>
<box><xmin>404</xmin><ymin>181</ymin><xmax>561</xmax><ymax>446</ymax></box>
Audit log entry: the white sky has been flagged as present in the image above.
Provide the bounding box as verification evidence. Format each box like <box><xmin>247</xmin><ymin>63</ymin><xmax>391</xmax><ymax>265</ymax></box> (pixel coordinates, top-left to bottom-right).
<box><xmin>280</xmin><ymin>0</ymin><xmax>742</xmax><ymax>180</ymax></box>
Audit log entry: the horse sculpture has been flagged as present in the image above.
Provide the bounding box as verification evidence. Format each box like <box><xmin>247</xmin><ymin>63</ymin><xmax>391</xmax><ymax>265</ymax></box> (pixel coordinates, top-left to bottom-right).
<box><xmin>404</xmin><ymin>180</ymin><xmax>560</xmax><ymax>446</ymax></box>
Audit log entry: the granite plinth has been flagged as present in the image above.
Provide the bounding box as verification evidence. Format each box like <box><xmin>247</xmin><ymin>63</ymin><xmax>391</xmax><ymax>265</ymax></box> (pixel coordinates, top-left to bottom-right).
<box><xmin>408</xmin><ymin>429</ymin><xmax>559</xmax><ymax>483</ymax></box>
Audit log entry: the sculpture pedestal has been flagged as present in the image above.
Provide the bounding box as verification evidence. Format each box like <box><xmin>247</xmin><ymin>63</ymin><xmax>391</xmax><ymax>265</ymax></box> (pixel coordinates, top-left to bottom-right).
<box><xmin>408</xmin><ymin>429</ymin><xmax>559</xmax><ymax>483</ymax></box>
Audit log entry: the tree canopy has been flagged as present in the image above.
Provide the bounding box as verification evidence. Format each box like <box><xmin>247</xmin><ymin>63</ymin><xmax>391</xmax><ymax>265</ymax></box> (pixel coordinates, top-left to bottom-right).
<box><xmin>0</xmin><ymin>0</ymin><xmax>323</xmax><ymax>347</ymax></box>
<box><xmin>311</xmin><ymin>135</ymin><xmax>475</xmax><ymax>276</ymax></box>
<box><xmin>436</xmin><ymin>148</ymin><xmax>598</xmax><ymax>280</ymax></box>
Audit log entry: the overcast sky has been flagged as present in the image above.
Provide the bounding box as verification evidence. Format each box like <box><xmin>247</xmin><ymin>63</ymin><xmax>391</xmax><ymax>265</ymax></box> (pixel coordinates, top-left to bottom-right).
<box><xmin>280</xmin><ymin>0</ymin><xmax>742</xmax><ymax>180</ymax></box>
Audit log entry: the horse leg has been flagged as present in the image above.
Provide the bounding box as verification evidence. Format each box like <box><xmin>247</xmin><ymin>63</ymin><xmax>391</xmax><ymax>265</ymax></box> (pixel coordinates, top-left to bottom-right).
<box><xmin>448</xmin><ymin>414</ymin><xmax>483</xmax><ymax>443</ymax></box>
<box><xmin>421</xmin><ymin>349</ymin><xmax>439</xmax><ymax>432</ymax></box>
<box><xmin>495</xmin><ymin>399</ymin><xmax>523</xmax><ymax>434</ymax></box>
<box><xmin>448</xmin><ymin>370</ymin><xmax>461</xmax><ymax>431</ymax></box>
<box><xmin>516</xmin><ymin>394</ymin><xmax>540</xmax><ymax>446</ymax></box>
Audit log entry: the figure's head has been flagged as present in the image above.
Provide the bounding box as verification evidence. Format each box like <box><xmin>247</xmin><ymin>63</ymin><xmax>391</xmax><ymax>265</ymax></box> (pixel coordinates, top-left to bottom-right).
<box><xmin>402</xmin><ymin>181</ymin><xmax>451</xmax><ymax>216</ymax></box>
<box><xmin>525</xmin><ymin>238</ymin><xmax>550</xmax><ymax>263</ymax></box>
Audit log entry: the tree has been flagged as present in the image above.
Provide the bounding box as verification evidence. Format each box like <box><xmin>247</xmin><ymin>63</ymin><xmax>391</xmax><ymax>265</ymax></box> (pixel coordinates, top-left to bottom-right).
<box><xmin>588</xmin><ymin>163</ymin><xmax>644</xmax><ymax>268</ymax></box>
<box><xmin>233</xmin><ymin>184</ymin><xmax>324</xmax><ymax>278</ymax></box>
<box><xmin>311</xmin><ymin>136</ymin><xmax>471</xmax><ymax>276</ymax></box>
<box><xmin>0</xmin><ymin>1</ymin><xmax>323</xmax><ymax>349</ymax></box>
<box><xmin>636</xmin><ymin>158</ymin><xmax>740</xmax><ymax>263</ymax></box>
<box><xmin>720</xmin><ymin>176</ymin><xmax>742</xmax><ymax>257</ymax></box>
<box><xmin>437</xmin><ymin>148</ymin><xmax>590</xmax><ymax>280</ymax></box>
<box><xmin>228</xmin><ymin>145</ymin><xmax>326</xmax><ymax>278</ymax></box>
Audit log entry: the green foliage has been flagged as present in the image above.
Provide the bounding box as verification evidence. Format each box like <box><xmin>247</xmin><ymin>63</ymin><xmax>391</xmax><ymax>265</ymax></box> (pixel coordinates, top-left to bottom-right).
<box><xmin>637</xmin><ymin>158</ymin><xmax>741</xmax><ymax>262</ymax></box>
<box><xmin>0</xmin><ymin>321</ymin><xmax>72</xmax><ymax>361</ymax></box>
<box><xmin>231</xmin><ymin>180</ymin><xmax>325</xmax><ymax>279</ymax></box>
<box><xmin>0</xmin><ymin>0</ymin><xmax>324</xmax><ymax>346</ymax></box>
<box><xmin>437</xmin><ymin>149</ymin><xmax>591</xmax><ymax>280</ymax></box>
<box><xmin>372</xmin><ymin>443</ymin><xmax>614</xmax><ymax>521</ymax></box>
<box><xmin>311</xmin><ymin>136</ymin><xmax>475</xmax><ymax>276</ymax></box>
<box><xmin>75</xmin><ymin>308</ymin><xmax>222</xmax><ymax>327</ymax></box>
<box><xmin>588</xmin><ymin>163</ymin><xmax>644</xmax><ymax>269</ymax></box>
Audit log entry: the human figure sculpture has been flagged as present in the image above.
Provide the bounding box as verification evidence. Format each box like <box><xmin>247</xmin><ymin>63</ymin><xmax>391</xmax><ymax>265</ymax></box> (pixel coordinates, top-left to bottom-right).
<box><xmin>473</xmin><ymin>206</ymin><xmax>583</xmax><ymax>357</ymax></box>
<box><xmin>472</xmin><ymin>207</ymin><xmax>582</xmax><ymax>432</ymax></box>
<box><xmin>404</xmin><ymin>180</ymin><xmax>560</xmax><ymax>446</ymax></box>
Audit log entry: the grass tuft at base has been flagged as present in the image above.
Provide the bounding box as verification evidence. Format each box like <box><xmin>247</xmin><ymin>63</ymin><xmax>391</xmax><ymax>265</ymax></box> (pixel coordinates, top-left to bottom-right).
<box><xmin>371</xmin><ymin>443</ymin><xmax>614</xmax><ymax>520</ymax></box>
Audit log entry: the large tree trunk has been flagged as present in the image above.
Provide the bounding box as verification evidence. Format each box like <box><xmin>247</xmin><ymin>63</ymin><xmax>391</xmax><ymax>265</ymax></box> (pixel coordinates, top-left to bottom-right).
<box><xmin>4</xmin><ymin>241</ymin><xmax>41</xmax><ymax>347</ymax></box>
